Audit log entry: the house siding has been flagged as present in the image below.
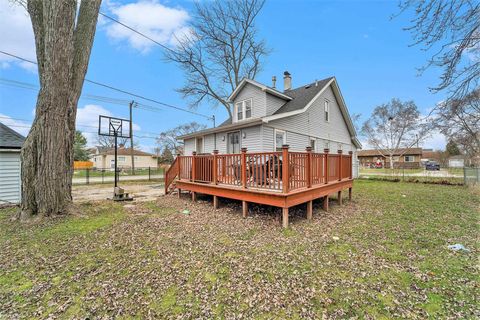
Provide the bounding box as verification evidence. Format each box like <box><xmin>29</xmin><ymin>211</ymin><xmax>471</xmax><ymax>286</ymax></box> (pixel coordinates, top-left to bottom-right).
<box><xmin>0</xmin><ymin>151</ymin><xmax>21</xmax><ymax>204</ymax></box>
<box><xmin>233</xmin><ymin>83</ymin><xmax>266</xmax><ymax>121</ymax></box>
<box><xmin>266</xmin><ymin>93</ymin><xmax>286</xmax><ymax>115</ymax></box>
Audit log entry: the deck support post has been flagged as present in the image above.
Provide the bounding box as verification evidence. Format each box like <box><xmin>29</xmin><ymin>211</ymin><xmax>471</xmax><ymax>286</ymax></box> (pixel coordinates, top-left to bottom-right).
<box><xmin>338</xmin><ymin>149</ymin><xmax>343</xmax><ymax>181</ymax></box>
<box><xmin>307</xmin><ymin>200</ymin><xmax>313</xmax><ymax>220</ymax></box>
<box><xmin>323</xmin><ymin>195</ymin><xmax>329</xmax><ymax>211</ymax></box>
<box><xmin>177</xmin><ymin>188</ymin><xmax>181</xmax><ymax>198</ymax></box>
<box><xmin>349</xmin><ymin>151</ymin><xmax>353</xmax><ymax>179</ymax></box>
<box><xmin>338</xmin><ymin>190</ymin><xmax>343</xmax><ymax>205</ymax></box>
<box><xmin>191</xmin><ymin>151</ymin><xmax>197</xmax><ymax>182</ymax></box>
<box><xmin>282</xmin><ymin>145</ymin><xmax>290</xmax><ymax>193</ymax></box>
<box><xmin>306</xmin><ymin>146</ymin><xmax>312</xmax><ymax>188</ymax></box>
<box><xmin>213</xmin><ymin>150</ymin><xmax>218</xmax><ymax>185</ymax></box>
<box><xmin>241</xmin><ymin>148</ymin><xmax>247</xmax><ymax>189</ymax></box>
<box><xmin>242</xmin><ymin>200</ymin><xmax>248</xmax><ymax>218</ymax></box>
<box><xmin>191</xmin><ymin>191</ymin><xmax>196</xmax><ymax>202</ymax></box>
<box><xmin>213</xmin><ymin>195</ymin><xmax>219</xmax><ymax>209</ymax></box>
<box><xmin>324</xmin><ymin>148</ymin><xmax>330</xmax><ymax>184</ymax></box>
<box><xmin>282</xmin><ymin>207</ymin><xmax>289</xmax><ymax>228</ymax></box>
<box><xmin>349</xmin><ymin>187</ymin><xmax>352</xmax><ymax>201</ymax></box>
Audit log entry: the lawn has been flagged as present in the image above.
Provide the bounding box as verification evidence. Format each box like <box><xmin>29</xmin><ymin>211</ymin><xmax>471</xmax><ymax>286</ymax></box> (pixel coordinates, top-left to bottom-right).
<box><xmin>0</xmin><ymin>181</ymin><xmax>478</xmax><ymax>319</ymax></box>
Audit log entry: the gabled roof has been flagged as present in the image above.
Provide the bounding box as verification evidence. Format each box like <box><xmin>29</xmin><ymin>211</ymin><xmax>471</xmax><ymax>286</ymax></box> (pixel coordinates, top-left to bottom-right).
<box><xmin>228</xmin><ymin>78</ymin><xmax>293</xmax><ymax>102</ymax></box>
<box><xmin>0</xmin><ymin>122</ymin><xmax>25</xmax><ymax>149</ymax></box>
<box><xmin>96</xmin><ymin>147</ymin><xmax>156</xmax><ymax>157</ymax></box>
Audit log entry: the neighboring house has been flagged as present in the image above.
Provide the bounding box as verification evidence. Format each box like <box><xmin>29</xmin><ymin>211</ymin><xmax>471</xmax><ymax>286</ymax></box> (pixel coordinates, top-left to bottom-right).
<box><xmin>357</xmin><ymin>148</ymin><xmax>423</xmax><ymax>169</ymax></box>
<box><xmin>179</xmin><ymin>72</ymin><xmax>361</xmax><ymax>176</ymax></box>
<box><xmin>90</xmin><ymin>147</ymin><xmax>158</xmax><ymax>169</ymax></box>
<box><xmin>0</xmin><ymin>122</ymin><xmax>25</xmax><ymax>204</ymax></box>
<box><xmin>448</xmin><ymin>155</ymin><xmax>465</xmax><ymax>168</ymax></box>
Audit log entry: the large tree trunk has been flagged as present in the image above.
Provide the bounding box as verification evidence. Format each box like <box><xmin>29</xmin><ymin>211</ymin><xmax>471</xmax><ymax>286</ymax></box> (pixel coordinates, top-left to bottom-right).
<box><xmin>20</xmin><ymin>0</ymin><xmax>101</xmax><ymax>218</ymax></box>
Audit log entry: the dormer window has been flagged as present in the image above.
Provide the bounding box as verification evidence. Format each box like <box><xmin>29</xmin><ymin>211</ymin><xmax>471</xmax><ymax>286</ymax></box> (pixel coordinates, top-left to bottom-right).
<box><xmin>235</xmin><ymin>99</ymin><xmax>253</xmax><ymax>121</ymax></box>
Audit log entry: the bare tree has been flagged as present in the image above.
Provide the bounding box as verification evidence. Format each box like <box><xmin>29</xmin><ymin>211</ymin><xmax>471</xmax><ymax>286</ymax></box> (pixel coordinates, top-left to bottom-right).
<box><xmin>432</xmin><ymin>89</ymin><xmax>480</xmax><ymax>157</ymax></box>
<box><xmin>361</xmin><ymin>99</ymin><xmax>430</xmax><ymax>169</ymax></box>
<box><xmin>156</xmin><ymin>122</ymin><xmax>207</xmax><ymax>155</ymax></box>
<box><xmin>95</xmin><ymin>135</ymin><xmax>132</xmax><ymax>149</ymax></box>
<box><xmin>399</xmin><ymin>0</ymin><xmax>480</xmax><ymax>100</ymax></box>
<box><xmin>19</xmin><ymin>0</ymin><xmax>101</xmax><ymax>219</ymax></box>
<box><xmin>164</xmin><ymin>0</ymin><xmax>269</xmax><ymax>119</ymax></box>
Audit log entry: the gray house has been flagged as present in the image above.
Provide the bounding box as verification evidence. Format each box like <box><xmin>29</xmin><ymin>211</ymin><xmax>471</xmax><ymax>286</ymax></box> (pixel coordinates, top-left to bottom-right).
<box><xmin>0</xmin><ymin>122</ymin><xmax>25</xmax><ymax>204</ymax></box>
<box><xmin>179</xmin><ymin>72</ymin><xmax>361</xmax><ymax>175</ymax></box>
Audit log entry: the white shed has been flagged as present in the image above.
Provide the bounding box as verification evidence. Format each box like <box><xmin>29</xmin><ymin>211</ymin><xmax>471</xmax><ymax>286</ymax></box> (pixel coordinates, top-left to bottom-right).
<box><xmin>448</xmin><ymin>155</ymin><xmax>465</xmax><ymax>168</ymax></box>
<box><xmin>0</xmin><ymin>123</ymin><xmax>25</xmax><ymax>205</ymax></box>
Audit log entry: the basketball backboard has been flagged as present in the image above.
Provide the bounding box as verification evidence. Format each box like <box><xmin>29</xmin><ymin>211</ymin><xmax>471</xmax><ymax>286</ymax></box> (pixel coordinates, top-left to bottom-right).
<box><xmin>98</xmin><ymin>115</ymin><xmax>131</xmax><ymax>138</ymax></box>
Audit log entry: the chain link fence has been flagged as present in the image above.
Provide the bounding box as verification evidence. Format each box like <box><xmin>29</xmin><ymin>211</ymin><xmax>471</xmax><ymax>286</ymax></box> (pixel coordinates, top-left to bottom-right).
<box><xmin>358</xmin><ymin>166</ymin><xmax>479</xmax><ymax>185</ymax></box>
<box><xmin>72</xmin><ymin>167</ymin><xmax>164</xmax><ymax>185</ymax></box>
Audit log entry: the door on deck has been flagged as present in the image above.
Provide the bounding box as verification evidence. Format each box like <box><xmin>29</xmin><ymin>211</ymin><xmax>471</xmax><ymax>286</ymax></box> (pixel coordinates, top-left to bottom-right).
<box><xmin>227</xmin><ymin>131</ymin><xmax>240</xmax><ymax>154</ymax></box>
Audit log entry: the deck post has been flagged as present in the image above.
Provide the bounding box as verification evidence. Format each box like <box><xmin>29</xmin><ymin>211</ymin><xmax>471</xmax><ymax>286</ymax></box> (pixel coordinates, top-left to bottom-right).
<box><xmin>349</xmin><ymin>187</ymin><xmax>352</xmax><ymax>200</ymax></box>
<box><xmin>213</xmin><ymin>150</ymin><xmax>218</xmax><ymax>185</ymax></box>
<box><xmin>177</xmin><ymin>153</ymin><xmax>181</xmax><ymax>178</ymax></box>
<box><xmin>242</xmin><ymin>200</ymin><xmax>248</xmax><ymax>218</ymax></box>
<box><xmin>282</xmin><ymin>145</ymin><xmax>290</xmax><ymax>193</ymax></box>
<box><xmin>178</xmin><ymin>188</ymin><xmax>181</xmax><ymax>198</ymax></box>
<box><xmin>241</xmin><ymin>147</ymin><xmax>248</xmax><ymax>188</ymax></box>
<box><xmin>306</xmin><ymin>146</ymin><xmax>312</xmax><ymax>188</ymax></box>
<box><xmin>338</xmin><ymin>190</ymin><xmax>343</xmax><ymax>205</ymax></box>
<box><xmin>324</xmin><ymin>148</ymin><xmax>330</xmax><ymax>184</ymax></box>
<box><xmin>282</xmin><ymin>207</ymin><xmax>289</xmax><ymax>228</ymax></box>
<box><xmin>213</xmin><ymin>195</ymin><xmax>219</xmax><ymax>209</ymax></box>
<box><xmin>349</xmin><ymin>151</ymin><xmax>353</xmax><ymax>179</ymax></box>
<box><xmin>307</xmin><ymin>200</ymin><xmax>313</xmax><ymax>220</ymax></box>
<box><xmin>323</xmin><ymin>195</ymin><xmax>329</xmax><ymax>211</ymax></box>
<box><xmin>191</xmin><ymin>151</ymin><xmax>197</xmax><ymax>182</ymax></box>
<box><xmin>338</xmin><ymin>149</ymin><xmax>343</xmax><ymax>181</ymax></box>
<box><xmin>191</xmin><ymin>191</ymin><xmax>196</xmax><ymax>202</ymax></box>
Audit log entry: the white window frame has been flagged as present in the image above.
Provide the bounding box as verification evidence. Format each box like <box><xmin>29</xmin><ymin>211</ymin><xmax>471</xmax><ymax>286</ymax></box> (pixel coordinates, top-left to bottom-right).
<box><xmin>274</xmin><ymin>129</ymin><xmax>286</xmax><ymax>151</ymax></box>
<box><xmin>324</xmin><ymin>99</ymin><xmax>330</xmax><ymax>122</ymax></box>
<box><xmin>310</xmin><ymin>137</ymin><xmax>316</xmax><ymax>152</ymax></box>
<box><xmin>404</xmin><ymin>155</ymin><xmax>415</xmax><ymax>162</ymax></box>
<box><xmin>235</xmin><ymin>98</ymin><xmax>253</xmax><ymax>121</ymax></box>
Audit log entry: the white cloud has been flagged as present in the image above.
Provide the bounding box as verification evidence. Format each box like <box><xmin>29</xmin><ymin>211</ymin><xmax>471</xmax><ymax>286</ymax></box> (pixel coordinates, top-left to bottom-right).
<box><xmin>104</xmin><ymin>0</ymin><xmax>190</xmax><ymax>53</ymax></box>
<box><xmin>422</xmin><ymin>131</ymin><xmax>446</xmax><ymax>150</ymax></box>
<box><xmin>0</xmin><ymin>1</ymin><xmax>37</xmax><ymax>71</ymax></box>
<box><xmin>0</xmin><ymin>113</ymin><xmax>31</xmax><ymax>136</ymax></box>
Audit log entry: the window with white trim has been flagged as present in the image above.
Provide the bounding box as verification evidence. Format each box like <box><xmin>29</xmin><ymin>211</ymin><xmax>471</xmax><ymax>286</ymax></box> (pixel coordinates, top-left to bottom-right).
<box><xmin>324</xmin><ymin>99</ymin><xmax>330</xmax><ymax>122</ymax></box>
<box><xmin>235</xmin><ymin>99</ymin><xmax>253</xmax><ymax>121</ymax></box>
<box><xmin>274</xmin><ymin>129</ymin><xmax>286</xmax><ymax>152</ymax></box>
<box><xmin>310</xmin><ymin>138</ymin><xmax>316</xmax><ymax>152</ymax></box>
<box><xmin>404</xmin><ymin>155</ymin><xmax>415</xmax><ymax>162</ymax></box>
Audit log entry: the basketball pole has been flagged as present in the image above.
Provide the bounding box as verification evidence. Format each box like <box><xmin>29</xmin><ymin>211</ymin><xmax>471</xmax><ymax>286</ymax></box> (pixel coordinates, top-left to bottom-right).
<box><xmin>114</xmin><ymin>131</ymin><xmax>118</xmax><ymax>188</ymax></box>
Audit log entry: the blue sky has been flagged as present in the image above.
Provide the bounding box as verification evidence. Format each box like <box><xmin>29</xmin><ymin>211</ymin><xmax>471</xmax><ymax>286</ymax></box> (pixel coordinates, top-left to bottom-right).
<box><xmin>0</xmin><ymin>0</ymin><xmax>447</xmax><ymax>151</ymax></box>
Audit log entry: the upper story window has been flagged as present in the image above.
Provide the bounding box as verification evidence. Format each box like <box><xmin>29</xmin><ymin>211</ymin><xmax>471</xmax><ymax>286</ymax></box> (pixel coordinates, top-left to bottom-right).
<box><xmin>324</xmin><ymin>99</ymin><xmax>330</xmax><ymax>122</ymax></box>
<box><xmin>235</xmin><ymin>98</ymin><xmax>253</xmax><ymax>121</ymax></box>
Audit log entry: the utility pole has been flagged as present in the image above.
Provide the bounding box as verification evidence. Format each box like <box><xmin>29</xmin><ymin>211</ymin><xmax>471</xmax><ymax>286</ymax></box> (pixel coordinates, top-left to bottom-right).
<box><xmin>129</xmin><ymin>100</ymin><xmax>136</xmax><ymax>175</ymax></box>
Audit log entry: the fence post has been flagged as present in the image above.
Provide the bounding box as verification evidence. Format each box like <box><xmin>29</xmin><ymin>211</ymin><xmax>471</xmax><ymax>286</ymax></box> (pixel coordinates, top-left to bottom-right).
<box><xmin>349</xmin><ymin>151</ymin><xmax>353</xmax><ymax>179</ymax></box>
<box><xmin>324</xmin><ymin>148</ymin><xmax>329</xmax><ymax>184</ymax></box>
<box><xmin>338</xmin><ymin>149</ymin><xmax>343</xmax><ymax>181</ymax></box>
<box><xmin>241</xmin><ymin>147</ymin><xmax>247</xmax><ymax>188</ymax></box>
<box><xmin>213</xmin><ymin>150</ymin><xmax>219</xmax><ymax>185</ymax></box>
<box><xmin>148</xmin><ymin>166</ymin><xmax>151</xmax><ymax>181</ymax></box>
<box><xmin>102</xmin><ymin>169</ymin><xmax>104</xmax><ymax>184</ymax></box>
<box><xmin>86</xmin><ymin>168</ymin><xmax>89</xmax><ymax>185</ymax></box>
<box><xmin>191</xmin><ymin>151</ymin><xmax>197</xmax><ymax>182</ymax></box>
<box><xmin>282</xmin><ymin>145</ymin><xmax>290</xmax><ymax>193</ymax></box>
<box><xmin>306</xmin><ymin>146</ymin><xmax>312</xmax><ymax>188</ymax></box>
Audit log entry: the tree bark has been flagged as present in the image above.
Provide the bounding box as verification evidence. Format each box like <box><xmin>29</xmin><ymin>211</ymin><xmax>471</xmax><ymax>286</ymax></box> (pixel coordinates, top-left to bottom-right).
<box><xmin>20</xmin><ymin>0</ymin><xmax>101</xmax><ymax>218</ymax></box>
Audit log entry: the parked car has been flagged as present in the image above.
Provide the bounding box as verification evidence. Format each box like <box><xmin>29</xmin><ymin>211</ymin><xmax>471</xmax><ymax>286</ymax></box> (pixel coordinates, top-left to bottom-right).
<box><xmin>425</xmin><ymin>161</ymin><xmax>440</xmax><ymax>171</ymax></box>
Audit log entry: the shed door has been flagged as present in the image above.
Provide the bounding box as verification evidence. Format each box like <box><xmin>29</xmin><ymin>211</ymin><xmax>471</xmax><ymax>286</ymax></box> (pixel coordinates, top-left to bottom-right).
<box><xmin>0</xmin><ymin>151</ymin><xmax>21</xmax><ymax>204</ymax></box>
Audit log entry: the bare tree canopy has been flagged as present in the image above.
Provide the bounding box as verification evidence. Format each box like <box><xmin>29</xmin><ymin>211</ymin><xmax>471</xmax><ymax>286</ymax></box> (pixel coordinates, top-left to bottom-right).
<box><xmin>95</xmin><ymin>134</ymin><xmax>133</xmax><ymax>149</ymax></box>
<box><xmin>399</xmin><ymin>0</ymin><xmax>480</xmax><ymax>100</ymax></box>
<box><xmin>156</xmin><ymin>122</ymin><xmax>207</xmax><ymax>155</ymax></box>
<box><xmin>361</xmin><ymin>98</ymin><xmax>430</xmax><ymax>168</ymax></box>
<box><xmin>164</xmin><ymin>0</ymin><xmax>269</xmax><ymax>119</ymax></box>
<box><xmin>20</xmin><ymin>0</ymin><xmax>101</xmax><ymax>218</ymax></box>
<box><xmin>432</xmin><ymin>88</ymin><xmax>480</xmax><ymax>157</ymax></box>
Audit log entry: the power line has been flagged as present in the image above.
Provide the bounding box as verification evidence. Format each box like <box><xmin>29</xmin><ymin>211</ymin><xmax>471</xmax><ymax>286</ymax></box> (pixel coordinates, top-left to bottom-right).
<box><xmin>0</xmin><ymin>50</ymin><xmax>214</xmax><ymax>120</ymax></box>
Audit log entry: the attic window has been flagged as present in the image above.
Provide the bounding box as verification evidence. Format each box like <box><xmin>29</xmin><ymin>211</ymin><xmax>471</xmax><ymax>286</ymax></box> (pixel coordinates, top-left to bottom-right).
<box><xmin>235</xmin><ymin>98</ymin><xmax>252</xmax><ymax>121</ymax></box>
<box><xmin>324</xmin><ymin>99</ymin><xmax>330</xmax><ymax>122</ymax></box>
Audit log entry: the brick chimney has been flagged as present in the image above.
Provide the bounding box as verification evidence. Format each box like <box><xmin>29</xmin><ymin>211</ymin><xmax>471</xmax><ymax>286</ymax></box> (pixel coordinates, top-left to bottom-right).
<box><xmin>283</xmin><ymin>71</ymin><xmax>291</xmax><ymax>91</ymax></box>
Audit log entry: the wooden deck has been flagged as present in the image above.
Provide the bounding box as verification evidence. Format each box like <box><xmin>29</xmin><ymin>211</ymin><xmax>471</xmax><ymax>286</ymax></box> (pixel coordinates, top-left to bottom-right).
<box><xmin>165</xmin><ymin>145</ymin><xmax>354</xmax><ymax>227</ymax></box>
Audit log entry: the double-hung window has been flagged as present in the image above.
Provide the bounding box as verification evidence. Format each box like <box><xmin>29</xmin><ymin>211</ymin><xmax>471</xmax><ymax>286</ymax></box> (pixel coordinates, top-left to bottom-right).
<box><xmin>324</xmin><ymin>99</ymin><xmax>330</xmax><ymax>122</ymax></box>
<box><xmin>235</xmin><ymin>99</ymin><xmax>252</xmax><ymax>121</ymax></box>
<box><xmin>274</xmin><ymin>129</ymin><xmax>286</xmax><ymax>152</ymax></box>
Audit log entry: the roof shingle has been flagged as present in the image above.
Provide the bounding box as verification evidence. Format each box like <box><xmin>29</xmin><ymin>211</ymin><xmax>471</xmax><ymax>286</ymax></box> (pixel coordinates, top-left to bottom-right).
<box><xmin>0</xmin><ymin>122</ymin><xmax>25</xmax><ymax>149</ymax></box>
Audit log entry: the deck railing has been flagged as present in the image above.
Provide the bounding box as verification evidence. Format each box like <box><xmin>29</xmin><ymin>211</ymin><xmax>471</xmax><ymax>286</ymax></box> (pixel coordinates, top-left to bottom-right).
<box><xmin>176</xmin><ymin>145</ymin><xmax>353</xmax><ymax>194</ymax></box>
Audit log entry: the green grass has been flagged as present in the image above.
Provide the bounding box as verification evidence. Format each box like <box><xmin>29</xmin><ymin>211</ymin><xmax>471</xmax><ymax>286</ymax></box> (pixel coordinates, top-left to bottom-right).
<box><xmin>0</xmin><ymin>181</ymin><xmax>478</xmax><ymax>318</ymax></box>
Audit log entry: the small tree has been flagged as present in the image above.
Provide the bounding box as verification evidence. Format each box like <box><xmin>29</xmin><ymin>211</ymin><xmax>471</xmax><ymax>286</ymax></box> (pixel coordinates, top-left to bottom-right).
<box><xmin>164</xmin><ymin>0</ymin><xmax>269</xmax><ymax>119</ymax></box>
<box><xmin>95</xmin><ymin>135</ymin><xmax>132</xmax><ymax>149</ymax></box>
<box><xmin>160</xmin><ymin>148</ymin><xmax>174</xmax><ymax>164</ymax></box>
<box><xmin>446</xmin><ymin>140</ymin><xmax>461</xmax><ymax>156</ymax></box>
<box><xmin>156</xmin><ymin>122</ymin><xmax>207</xmax><ymax>155</ymax></box>
<box><xmin>74</xmin><ymin>131</ymin><xmax>89</xmax><ymax>161</ymax></box>
<box><xmin>361</xmin><ymin>98</ymin><xmax>429</xmax><ymax>169</ymax></box>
